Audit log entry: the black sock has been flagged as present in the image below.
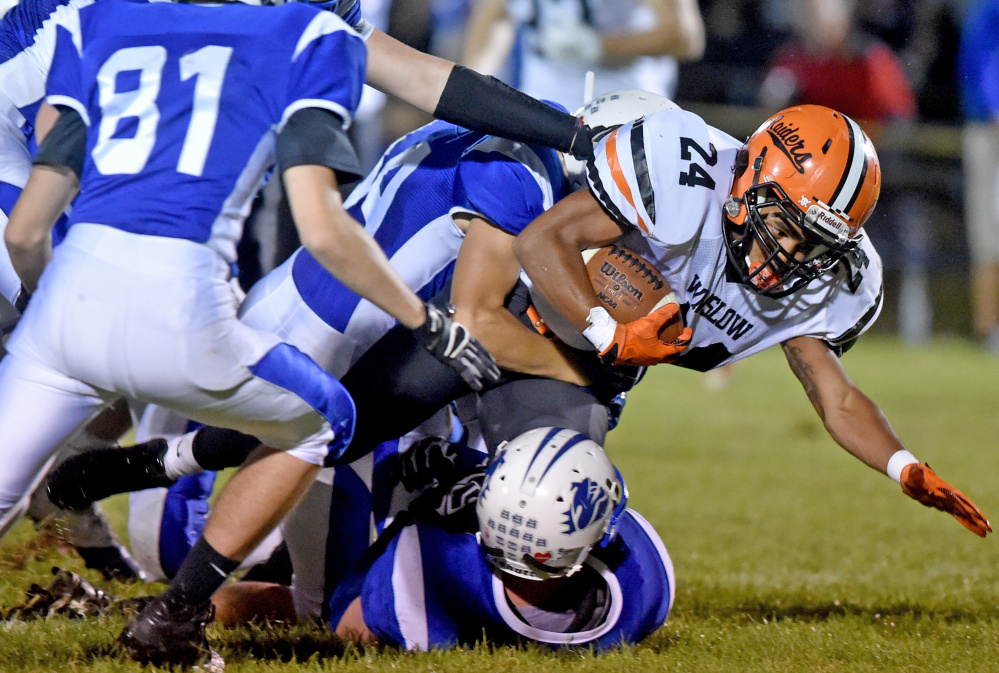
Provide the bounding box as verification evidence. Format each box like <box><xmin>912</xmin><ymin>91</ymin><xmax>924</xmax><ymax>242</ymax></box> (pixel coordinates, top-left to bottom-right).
<box><xmin>162</xmin><ymin>537</ymin><xmax>239</xmax><ymax>610</ymax></box>
<box><xmin>192</xmin><ymin>426</ymin><xmax>261</xmax><ymax>470</ymax></box>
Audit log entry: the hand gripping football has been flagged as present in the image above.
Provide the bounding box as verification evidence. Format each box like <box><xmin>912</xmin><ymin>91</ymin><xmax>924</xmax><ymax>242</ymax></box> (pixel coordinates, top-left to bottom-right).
<box><xmin>529</xmin><ymin>244</ymin><xmax>683</xmax><ymax>350</ymax></box>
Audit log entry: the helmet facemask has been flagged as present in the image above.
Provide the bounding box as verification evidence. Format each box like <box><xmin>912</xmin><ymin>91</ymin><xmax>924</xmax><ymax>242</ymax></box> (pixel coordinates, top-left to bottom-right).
<box><xmin>724</xmin><ymin>174</ymin><xmax>859</xmax><ymax>299</ymax></box>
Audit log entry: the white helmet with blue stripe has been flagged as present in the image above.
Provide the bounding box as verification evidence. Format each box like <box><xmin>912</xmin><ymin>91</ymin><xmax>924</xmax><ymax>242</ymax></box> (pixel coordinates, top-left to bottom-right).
<box><xmin>476</xmin><ymin>427</ymin><xmax>627</xmax><ymax>581</ymax></box>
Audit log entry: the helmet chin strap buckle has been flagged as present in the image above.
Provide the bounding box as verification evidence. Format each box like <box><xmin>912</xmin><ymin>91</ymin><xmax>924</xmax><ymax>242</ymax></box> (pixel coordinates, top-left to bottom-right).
<box><xmin>723</xmin><ymin>196</ymin><xmax>742</xmax><ymax>218</ymax></box>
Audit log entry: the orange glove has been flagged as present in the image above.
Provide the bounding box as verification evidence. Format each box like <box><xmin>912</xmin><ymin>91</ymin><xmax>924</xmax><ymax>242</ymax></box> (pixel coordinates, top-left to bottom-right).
<box><xmin>598</xmin><ymin>302</ymin><xmax>693</xmax><ymax>367</ymax></box>
<box><xmin>900</xmin><ymin>463</ymin><xmax>992</xmax><ymax>538</ymax></box>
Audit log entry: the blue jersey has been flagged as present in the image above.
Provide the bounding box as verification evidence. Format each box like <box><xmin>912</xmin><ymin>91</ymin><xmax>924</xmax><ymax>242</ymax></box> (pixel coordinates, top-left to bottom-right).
<box><xmin>291</xmin><ymin>119</ymin><xmax>567</xmax><ymax>341</ymax></box>
<box><xmin>0</xmin><ymin>0</ymin><xmax>92</xmax><ymax>141</ymax></box>
<box><xmin>45</xmin><ymin>0</ymin><xmax>366</xmax><ymax>263</ymax></box>
<box><xmin>328</xmin><ymin>509</ymin><xmax>675</xmax><ymax>651</ymax></box>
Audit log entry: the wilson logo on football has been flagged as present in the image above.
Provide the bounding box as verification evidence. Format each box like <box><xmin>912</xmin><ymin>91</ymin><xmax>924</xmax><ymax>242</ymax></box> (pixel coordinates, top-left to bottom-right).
<box><xmin>599</xmin><ymin>262</ymin><xmax>646</xmax><ymax>301</ymax></box>
<box><xmin>561</xmin><ymin>478</ymin><xmax>610</xmax><ymax>534</ymax></box>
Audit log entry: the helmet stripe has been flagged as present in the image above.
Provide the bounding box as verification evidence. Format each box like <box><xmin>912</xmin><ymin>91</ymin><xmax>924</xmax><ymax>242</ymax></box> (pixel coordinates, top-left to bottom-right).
<box><xmin>520</xmin><ymin>427</ymin><xmax>564</xmax><ymax>490</ymax></box>
<box><xmin>828</xmin><ymin>114</ymin><xmax>867</xmax><ymax>218</ymax></box>
<box><xmin>537</xmin><ymin>432</ymin><xmax>590</xmax><ymax>484</ymax></box>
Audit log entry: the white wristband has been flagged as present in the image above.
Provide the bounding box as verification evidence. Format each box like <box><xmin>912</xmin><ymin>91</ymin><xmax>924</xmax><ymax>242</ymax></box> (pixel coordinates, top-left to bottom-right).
<box><xmin>582</xmin><ymin>306</ymin><xmax>618</xmax><ymax>352</ymax></box>
<box><xmin>886</xmin><ymin>449</ymin><xmax>919</xmax><ymax>483</ymax></box>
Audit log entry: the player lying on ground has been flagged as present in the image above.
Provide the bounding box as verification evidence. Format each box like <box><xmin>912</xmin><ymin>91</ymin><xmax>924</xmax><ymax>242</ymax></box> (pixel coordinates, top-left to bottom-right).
<box><xmin>0</xmin><ymin>1</ymin><xmax>505</xmax><ymax>668</ymax></box>
<box><xmin>214</xmin><ymin>427</ymin><xmax>676</xmax><ymax>651</ymax></box>
<box><xmin>512</xmin><ymin>97</ymin><xmax>990</xmax><ymax>537</ymax></box>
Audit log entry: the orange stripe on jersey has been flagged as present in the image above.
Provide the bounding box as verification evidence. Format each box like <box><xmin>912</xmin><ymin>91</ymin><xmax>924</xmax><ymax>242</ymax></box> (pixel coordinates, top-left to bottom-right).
<box><xmin>605</xmin><ymin>129</ymin><xmax>649</xmax><ymax>234</ymax></box>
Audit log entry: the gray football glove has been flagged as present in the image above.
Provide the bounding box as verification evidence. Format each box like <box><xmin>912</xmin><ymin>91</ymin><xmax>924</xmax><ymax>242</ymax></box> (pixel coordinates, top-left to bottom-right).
<box><xmin>412</xmin><ymin>303</ymin><xmax>500</xmax><ymax>391</ymax></box>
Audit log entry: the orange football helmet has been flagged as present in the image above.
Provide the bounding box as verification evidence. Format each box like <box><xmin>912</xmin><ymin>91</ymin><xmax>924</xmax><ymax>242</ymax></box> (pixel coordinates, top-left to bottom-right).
<box><xmin>722</xmin><ymin>105</ymin><xmax>881</xmax><ymax>297</ymax></box>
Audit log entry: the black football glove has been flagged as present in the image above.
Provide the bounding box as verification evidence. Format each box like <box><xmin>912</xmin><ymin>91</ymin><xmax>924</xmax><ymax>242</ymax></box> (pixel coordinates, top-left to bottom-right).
<box><xmin>408</xmin><ymin>470</ymin><xmax>485</xmax><ymax>534</ymax></box>
<box><xmin>411</xmin><ymin>303</ymin><xmax>500</xmax><ymax>391</ymax></box>
<box><xmin>398</xmin><ymin>436</ymin><xmax>462</xmax><ymax>492</ymax></box>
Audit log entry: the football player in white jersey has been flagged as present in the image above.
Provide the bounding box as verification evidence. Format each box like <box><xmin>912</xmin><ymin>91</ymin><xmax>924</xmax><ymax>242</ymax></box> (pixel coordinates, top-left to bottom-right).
<box><xmin>0</xmin><ymin>0</ymin><xmax>503</xmax><ymax>667</ymax></box>
<box><xmin>514</xmin><ymin>94</ymin><xmax>991</xmax><ymax>539</ymax></box>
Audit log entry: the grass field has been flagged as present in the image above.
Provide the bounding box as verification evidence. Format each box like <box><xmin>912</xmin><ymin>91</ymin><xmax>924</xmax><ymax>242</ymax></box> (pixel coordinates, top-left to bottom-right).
<box><xmin>1</xmin><ymin>335</ymin><xmax>998</xmax><ymax>672</ymax></box>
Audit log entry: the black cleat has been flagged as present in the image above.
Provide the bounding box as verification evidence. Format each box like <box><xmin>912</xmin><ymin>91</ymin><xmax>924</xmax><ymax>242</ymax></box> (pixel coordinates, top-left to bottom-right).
<box><xmin>46</xmin><ymin>438</ymin><xmax>175</xmax><ymax>511</ymax></box>
<box><xmin>118</xmin><ymin>594</ymin><xmax>222</xmax><ymax>670</ymax></box>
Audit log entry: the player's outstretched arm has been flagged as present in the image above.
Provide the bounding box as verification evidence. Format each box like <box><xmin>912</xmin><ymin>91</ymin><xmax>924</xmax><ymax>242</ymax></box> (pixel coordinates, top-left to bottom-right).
<box><xmin>781</xmin><ymin>335</ymin><xmax>991</xmax><ymax>537</ymax></box>
<box><xmin>365</xmin><ymin>28</ymin><xmax>590</xmax><ymax>158</ymax></box>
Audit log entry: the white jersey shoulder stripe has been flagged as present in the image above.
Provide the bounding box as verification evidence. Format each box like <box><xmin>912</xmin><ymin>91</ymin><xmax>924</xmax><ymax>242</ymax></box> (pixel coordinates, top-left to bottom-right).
<box><xmin>592</xmin><ymin>122</ymin><xmax>652</xmax><ymax>233</ymax></box>
<box><xmin>51</xmin><ymin>2</ymin><xmax>84</xmax><ymax>56</ymax></box>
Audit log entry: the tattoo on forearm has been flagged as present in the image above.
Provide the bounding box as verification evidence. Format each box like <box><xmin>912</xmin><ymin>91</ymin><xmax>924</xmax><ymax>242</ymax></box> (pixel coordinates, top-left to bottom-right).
<box><xmin>783</xmin><ymin>343</ymin><xmax>822</xmax><ymax>415</ymax></box>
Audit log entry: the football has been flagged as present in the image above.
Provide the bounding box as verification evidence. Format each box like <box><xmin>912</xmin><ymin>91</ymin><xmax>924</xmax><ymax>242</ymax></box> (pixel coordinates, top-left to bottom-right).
<box><xmin>529</xmin><ymin>244</ymin><xmax>683</xmax><ymax>351</ymax></box>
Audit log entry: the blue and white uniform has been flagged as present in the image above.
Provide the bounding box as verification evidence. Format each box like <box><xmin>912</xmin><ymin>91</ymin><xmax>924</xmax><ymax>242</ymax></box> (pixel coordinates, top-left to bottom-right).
<box><xmin>328</xmin><ymin>508</ymin><xmax>675</xmax><ymax>651</ymax></box>
<box><xmin>216</xmin><ymin>119</ymin><xmax>566</xmax><ymax>600</ymax></box>
<box><xmin>0</xmin><ymin>0</ymin><xmax>91</xmax><ymax>303</ymax></box>
<box><xmin>239</xmin><ymin>117</ymin><xmax>567</xmax><ymax>377</ymax></box>
<box><xmin>0</xmin><ymin>0</ymin><xmax>366</xmax><ymax>529</ymax></box>
<box><xmin>128</xmin><ymin>117</ymin><xmax>567</xmax><ymax>582</ymax></box>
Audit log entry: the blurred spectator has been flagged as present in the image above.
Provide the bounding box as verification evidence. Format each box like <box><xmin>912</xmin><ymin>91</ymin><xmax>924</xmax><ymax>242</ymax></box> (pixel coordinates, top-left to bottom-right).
<box><xmin>758</xmin><ymin>0</ymin><xmax>917</xmax><ymax>121</ymax></box>
<box><xmin>463</xmin><ymin>0</ymin><xmax>706</xmax><ymax>111</ymax></box>
<box><xmin>677</xmin><ymin>0</ymin><xmax>784</xmax><ymax>106</ymax></box>
<box><xmin>758</xmin><ymin>0</ymin><xmax>935</xmax><ymax>344</ymax></box>
<box><xmin>958</xmin><ymin>0</ymin><xmax>999</xmax><ymax>349</ymax></box>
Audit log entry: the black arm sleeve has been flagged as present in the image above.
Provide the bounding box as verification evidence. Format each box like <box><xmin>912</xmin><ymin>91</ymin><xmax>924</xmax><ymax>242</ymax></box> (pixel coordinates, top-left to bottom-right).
<box><xmin>276</xmin><ymin>107</ymin><xmax>362</xmax><ymax>184</ymax></box>
<box><xmin>433</xmin><ymin>65</ymin><xmax>593</xmax><ymax>159</ymax></box>
<box><xmin>34</xmin><ymin>107</ymin><xmax>87</xmax><ymax>178</ymax></box>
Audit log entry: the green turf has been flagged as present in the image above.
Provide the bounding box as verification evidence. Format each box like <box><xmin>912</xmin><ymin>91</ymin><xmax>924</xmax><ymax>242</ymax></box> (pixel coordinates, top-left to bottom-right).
<box><xmin>2</xmin><ymin>335</ymin><xmax>998</xmax><ymax>671</ymax></box>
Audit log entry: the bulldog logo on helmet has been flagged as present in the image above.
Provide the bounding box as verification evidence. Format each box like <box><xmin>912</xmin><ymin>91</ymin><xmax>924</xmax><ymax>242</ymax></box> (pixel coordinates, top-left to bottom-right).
<box><xmin>562</xmin><ymin>478</ymin><xmax>610</xmax><ymax>534</ymax></box>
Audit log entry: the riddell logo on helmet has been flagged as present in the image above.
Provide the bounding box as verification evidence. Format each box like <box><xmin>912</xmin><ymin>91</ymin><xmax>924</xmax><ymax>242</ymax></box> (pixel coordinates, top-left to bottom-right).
<box><xmin>805</xmin><ymin>205</ymin><xmax>851</xmax><ymax>242</ymax></box>
<box><xmin>765</xmin><ymin>118</ymin><xmax>812</xmax><ymax>174</ymax></box>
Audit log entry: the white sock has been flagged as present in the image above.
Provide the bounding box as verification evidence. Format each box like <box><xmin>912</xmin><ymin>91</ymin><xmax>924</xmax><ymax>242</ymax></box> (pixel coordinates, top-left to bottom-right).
<box><xmin>161</xmin><ymin>431</ymin><xmax>202</xmax><ymax>479</ymax></box>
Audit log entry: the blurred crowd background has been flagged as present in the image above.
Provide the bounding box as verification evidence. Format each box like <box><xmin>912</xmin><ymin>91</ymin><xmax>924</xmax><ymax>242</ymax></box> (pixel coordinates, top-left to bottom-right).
<box><xmin>328</xmin><ymin>0</ymin><xmax>998</xmax><ymax>349</ymax></box>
